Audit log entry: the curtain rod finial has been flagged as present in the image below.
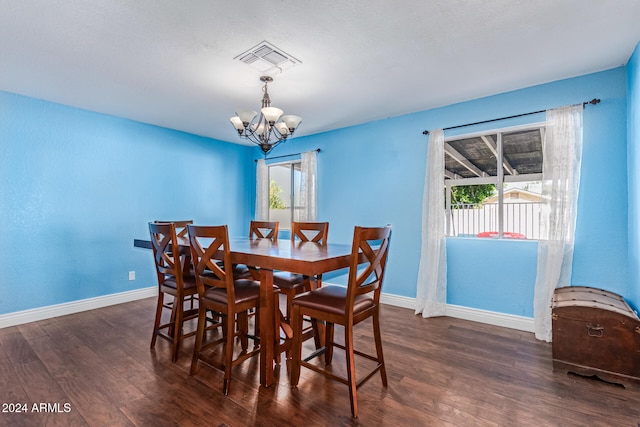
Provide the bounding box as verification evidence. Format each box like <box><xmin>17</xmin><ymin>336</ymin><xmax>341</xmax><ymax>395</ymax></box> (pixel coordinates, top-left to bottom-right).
<box><xmin>422</xmin><ymin>130</ymin><xmax>430</xmax><ymax>135</ymax></box>
<box><xmin>585</xmin><ymin>98</ymin><xmax>600</xmax><ymax>106</ymax></box>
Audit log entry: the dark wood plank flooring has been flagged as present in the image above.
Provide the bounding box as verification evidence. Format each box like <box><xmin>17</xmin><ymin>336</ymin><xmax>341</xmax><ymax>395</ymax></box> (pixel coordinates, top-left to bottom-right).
<box><xmin>1</xmin><ymin>298</ymin><xmax>639</xmax><ymax>426</ymax></box>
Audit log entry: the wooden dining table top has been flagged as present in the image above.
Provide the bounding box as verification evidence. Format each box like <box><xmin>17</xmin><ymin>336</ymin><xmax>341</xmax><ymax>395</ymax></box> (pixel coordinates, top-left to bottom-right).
<box><xmin>229</xmin><ymin>238</ymin><xmax>353</xmax><ymax>274</ymax></box>
<box><xmin>134</xmin><ymin>235</ymin><xmax>355</xmax><ymax>387</ymax></box>
<box><xmin>135</xmin><ymin>237</ymin><xmax>353</xmax><ymax>274</ymax></box>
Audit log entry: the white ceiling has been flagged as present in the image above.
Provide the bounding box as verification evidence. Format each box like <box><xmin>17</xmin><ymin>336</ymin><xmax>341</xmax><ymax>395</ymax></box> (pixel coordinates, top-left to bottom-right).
<box><xmin>2</xmin><ymin>0</ymin><xmax>640</xmax><ymax>145</ymax></box>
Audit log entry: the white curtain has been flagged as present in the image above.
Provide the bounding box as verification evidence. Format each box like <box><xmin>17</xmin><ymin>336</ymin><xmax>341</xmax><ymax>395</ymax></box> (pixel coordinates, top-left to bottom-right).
<box><xmin>533</xmin><ymin>105</ymin><xmax>583</xmax><ymax>342</ymax></box>
<box><xmin>295</xmin><ymin>150</ymin><xmax>318</xmax><ymax>221</ymax></box>
<box><xmin>415</xmin><ymin>129</ymin><xmax>447</xmax><ymax>317</ymax></box>
<box><xmin>255</xmin><ymin>159</ymin><xmax>269</xmax><ymax>221</ymax></box>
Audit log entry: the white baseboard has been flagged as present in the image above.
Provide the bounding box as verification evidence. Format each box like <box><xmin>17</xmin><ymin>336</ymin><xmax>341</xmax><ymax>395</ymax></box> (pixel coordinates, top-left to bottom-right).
<box><xmin>0</xmin><ymin>287</ymin><xmax>157</xmax><ymax>329</ymax></box>
<box><xmin>380</xmin><ymin>292</ymin><xmax>534</xmax><ymax>333</ymax></box>
<box><xmin>380</xmin><ymin>292</ymin><xmax>416</xmax><ymax>309</ymax></box>
<box><xmin>444</xmin><ymin>304</ymin><xmax>535</xmax><ymax>333</ymax></box>
<box><xmin>1</xmin><ymin>285</ymin><xmax>534</xmax><ymax>334</ymax></box>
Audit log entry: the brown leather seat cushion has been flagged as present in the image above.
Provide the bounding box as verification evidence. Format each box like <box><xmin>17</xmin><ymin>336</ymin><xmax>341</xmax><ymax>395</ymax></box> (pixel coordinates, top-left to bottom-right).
<box><xmin>273</xmin><ymin>272</ymin><xmax>306</xmax><ymax>290</ymax></box>
<box><xmin>203</xmin><ymin>279</ymin><xmax>260</xmax><ymax>305</ymax></box>
<box><xmin>161</xmin><ymin>275</ymin><xmax>197</xmax><ymax>291</ymax></box>
<box><xmin>232</xmin><ymin>264</ymin><xmax>251</xmax><ymax>277</ymax></box>
<box><xmin>292</xmin><ymin>285</ymin><xmax>374</xmax><ymax>316</ymax></box>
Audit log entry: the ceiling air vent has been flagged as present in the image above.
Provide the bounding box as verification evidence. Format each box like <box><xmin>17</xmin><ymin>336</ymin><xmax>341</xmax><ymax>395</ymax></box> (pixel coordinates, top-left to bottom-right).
<box><xmin>235</xmin><ymin>41</ymin><xmax>301</xmax><ymax>74</ymax></box>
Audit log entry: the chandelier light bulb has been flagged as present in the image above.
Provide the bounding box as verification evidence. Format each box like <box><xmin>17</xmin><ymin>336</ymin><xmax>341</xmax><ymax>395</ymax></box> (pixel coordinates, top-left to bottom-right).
<box><xmin>281</xmin><ymin>115</ymin><xmax>303</xmax><ymax>133</ymax></box>
<box><xmin>261</xmin><ymin>107</ymin><xmax>284</xmax><ymax>124</ymax></box>
<box><xmin>274</xmin><ymin>122</ymin><xmax>289</xmax><ymax>137</ymax></box>
<box><xmin>230</xmin><ymin>116</ymin><xmax>245</xmax><ymax>133</ymax></box>
<box><xmin>236</xmin><ymin>109</ymin><xmax>257</xmax><ymax>126</ymax></box>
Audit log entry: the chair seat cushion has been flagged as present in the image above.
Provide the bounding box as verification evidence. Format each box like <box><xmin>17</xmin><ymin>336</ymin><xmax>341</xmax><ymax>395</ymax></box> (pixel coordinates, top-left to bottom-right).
<box><xmin>292</xmin><ymin>285</ymin><xmax>374</xmax><ymax>316</ymax></box>
<box><xmin>161</xmin><ymin>275</ymin><xmax>198</xmax><ymax>292</ymax></box>
<box><xmin>232</xmin><ymin>263</ymin><xmax>251</xmax><ymax>277</ymax></box>
<box><xmin>203</xmin><ymin>279</ymin><xmax>260</xmax><ymax>305</ymax></box>
<box><xmin>218</xmin><ymin>263</ymin><xmax>254</xmax><ymax>279</ymax></box>
<box><xmin>273</xmin><ymin>272</ymin><xmax>305</xmax><ymax>290</ymax></box>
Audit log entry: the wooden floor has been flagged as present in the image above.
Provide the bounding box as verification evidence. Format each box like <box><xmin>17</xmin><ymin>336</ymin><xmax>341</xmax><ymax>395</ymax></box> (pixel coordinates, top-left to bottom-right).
<box><xmin>1</xmin><ymin>298</ymin><xmax>639</xmax><ymax>427</ymax></box>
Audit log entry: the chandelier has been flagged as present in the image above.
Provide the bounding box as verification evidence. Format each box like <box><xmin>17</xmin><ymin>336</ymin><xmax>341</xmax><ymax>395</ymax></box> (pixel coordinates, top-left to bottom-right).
<box><xmin>230</xmin><ymin>76</ymin><xmax>302</xmax><ymax>155</ymax></box>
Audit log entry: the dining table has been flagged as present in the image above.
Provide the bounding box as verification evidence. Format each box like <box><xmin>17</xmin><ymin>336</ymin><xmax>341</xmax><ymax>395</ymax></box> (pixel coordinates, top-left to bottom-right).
<box><xmin>134</xmin><ymin>235</ymin><xmax>355</xmax><ymax>387</ymax></box>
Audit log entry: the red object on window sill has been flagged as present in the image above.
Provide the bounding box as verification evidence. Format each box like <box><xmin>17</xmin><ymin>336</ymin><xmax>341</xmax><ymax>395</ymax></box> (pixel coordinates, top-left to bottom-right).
<box><xmin>476</xmin><ymin>231</ymin><xmax>527</xmax><ymax>239</ymax></box>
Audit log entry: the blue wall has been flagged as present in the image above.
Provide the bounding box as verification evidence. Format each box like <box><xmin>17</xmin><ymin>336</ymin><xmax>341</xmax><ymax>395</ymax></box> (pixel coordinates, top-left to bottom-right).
<box><xmin>272</xmin><ymin>67</ymin><xmax>630</xmax><ymax>317</ymax></box>
<box><xmin>628</xmin><ymin>41</ymin><xmax>640</xmax><ymax>311</ymax></box>
<box><xmin>1</xmin><ymin>64</ymin><xmax>634</xmax><ymax>319</ymax></box>
<box><xmin>0</xmin><ymin>91</ymin><xmax>255</xmax><ymax>314</ymax></box>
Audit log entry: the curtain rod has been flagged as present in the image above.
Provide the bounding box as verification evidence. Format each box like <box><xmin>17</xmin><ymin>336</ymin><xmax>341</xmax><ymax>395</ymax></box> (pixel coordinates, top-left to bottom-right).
<box><xmin>254</xmin><ymin>148</ymin><xmax>321</xmax><ymax>162</ymax></box>
<box><xmin>421</xmin><ymin>98</ymin><xmax>600</xmax><ymax>135</ymax></box>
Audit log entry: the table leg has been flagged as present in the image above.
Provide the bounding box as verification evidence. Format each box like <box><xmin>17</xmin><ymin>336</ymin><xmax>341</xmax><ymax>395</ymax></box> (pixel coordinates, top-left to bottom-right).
<box><xmin>259</xmin><ymin>268</ymin><xmax>275</xmax><ymax>387</ymax></box>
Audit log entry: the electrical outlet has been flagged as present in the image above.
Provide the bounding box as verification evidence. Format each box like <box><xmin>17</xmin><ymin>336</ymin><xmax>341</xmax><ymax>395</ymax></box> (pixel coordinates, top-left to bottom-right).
<box><xmin>128</xmin><ymin>271</ymin><xmax>135</xmax><ymax>281</ymax></box>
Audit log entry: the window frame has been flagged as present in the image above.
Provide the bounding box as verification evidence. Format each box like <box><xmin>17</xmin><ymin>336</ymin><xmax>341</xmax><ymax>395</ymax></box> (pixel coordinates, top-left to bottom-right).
<box><xmin>444</xmin><ymin>122</ymin><xmax>544</xmax><ymax>239</ymax></box>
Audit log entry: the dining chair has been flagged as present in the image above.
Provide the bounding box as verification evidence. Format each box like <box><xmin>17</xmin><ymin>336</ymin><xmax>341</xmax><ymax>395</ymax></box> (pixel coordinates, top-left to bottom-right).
<box><xmin>250</xmin><ymin>220</ymin><xmax>279</xmax><ymax>240</ymax></box>
<box><xmin>187</xmin><ymin>224</ymin><xmax>261</xmax><ymax>395</ymax></box>
<box><xmin>154</xmin><ymin>219</ymin><xmax>192</xmax><ymax>239</ymax></box>
<box><xmin>290</xmin><ymin>225</ymin><xmax>392</xmax><ymax>418</ymax></box>
<box><xmin>156</xmin><ymin>220</ymin><xmax>224</xmax><ymax>330</ymax></box>
<box><xmin>233</xmin><ymin>220</ymin><xmax>280</xmax><ymax>279</ymax></box>
<box><xmin>154</xmin><ymin>220</ymin><xmax>194</xmax><ymax>277</ymax></box>
<box><xmin>273</xmin><ymin>221</ymin><xmax>329</xmax><ymax>363</ymax></box>
<box><xmin>149</xmin><ymin>221</ymin><xmax>199</xmax><ymax>362</ymax></box>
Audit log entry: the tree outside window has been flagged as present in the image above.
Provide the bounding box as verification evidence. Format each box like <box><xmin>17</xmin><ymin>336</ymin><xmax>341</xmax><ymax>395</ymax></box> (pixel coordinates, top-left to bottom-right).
<box><xmin>269</xmin><ymin>179</ymin><xmax>287</xmax><ymax>209</ymax></box>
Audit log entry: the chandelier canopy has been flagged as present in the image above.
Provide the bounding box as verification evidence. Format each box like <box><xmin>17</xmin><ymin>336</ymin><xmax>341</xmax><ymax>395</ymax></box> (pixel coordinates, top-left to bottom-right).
<box><xmin>230</xmin><ymin>76</ymin><xmax>302</xmax><ymax>155</ymax></box>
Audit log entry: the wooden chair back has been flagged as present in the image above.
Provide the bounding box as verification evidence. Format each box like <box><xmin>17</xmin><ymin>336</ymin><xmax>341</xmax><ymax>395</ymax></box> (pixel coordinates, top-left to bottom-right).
<box><xmin>250</xmin><ymin>220</ymin><xmax>279</xmax><ymax>241</ymax></box>
<box><xmin>154</xmin><ymin>220</ymin><xmax>193</xmax><ymax>239</ymax></box>
<box><xmin>149</xmin><ymin>222</ymin><xmax>186</xmax><ymax>287</ymax></box>
<box><xmin>291</xmin><ymin>221</ymin><xmax>329</xmax><ymax>244</ymax></box>
<box><xmin>345</xmin><ymin>225</ymin><xmax>392</xmax><ymax>308</ymax></box>
<box><xmin>187</xmin><ymin>224</ymin><xmax>235</xmax><ymax>299</ymax></box>
<box><xmin>154</xmin><ymin>220</ymin><xmax>194</xmax><ymax>275</ymax></box>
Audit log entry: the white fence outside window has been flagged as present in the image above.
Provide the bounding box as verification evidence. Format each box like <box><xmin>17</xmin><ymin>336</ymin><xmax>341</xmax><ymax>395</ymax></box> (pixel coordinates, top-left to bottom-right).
<box><xmin>448</xmin><ymin>202</ymin><xmax>541</xmax><ymax>240</ymax></box>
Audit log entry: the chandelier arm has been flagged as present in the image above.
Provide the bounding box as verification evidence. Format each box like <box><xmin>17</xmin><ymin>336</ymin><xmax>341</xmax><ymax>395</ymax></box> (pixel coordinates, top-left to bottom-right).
<box><xmin>241</xmin><ymin>131</ymin><xmax>262</xmax><ymax>146</ymax></box>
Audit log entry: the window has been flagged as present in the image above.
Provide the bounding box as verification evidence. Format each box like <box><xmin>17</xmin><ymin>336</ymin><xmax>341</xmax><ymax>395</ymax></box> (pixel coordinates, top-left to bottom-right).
<box><xmin>444</xmin><ymin>124</ymin><xmax>544</xmax><ymax>239</ymax></box>
<box><xmin>268</xmin><ymin>161</ymin><xmax>302</xmax><ymax>230</ymax></box>
<box><xmin>256</xmin><ymin>150</ymin><xmax>317</xmax><ymax>227</ymax></box>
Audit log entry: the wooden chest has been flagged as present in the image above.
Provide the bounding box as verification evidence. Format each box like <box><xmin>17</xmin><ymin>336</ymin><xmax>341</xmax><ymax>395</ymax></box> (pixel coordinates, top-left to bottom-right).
<box><xmin>552</xmin><ymin>286</ymin><xmax>640</xmax><ymax>388</ymax></box>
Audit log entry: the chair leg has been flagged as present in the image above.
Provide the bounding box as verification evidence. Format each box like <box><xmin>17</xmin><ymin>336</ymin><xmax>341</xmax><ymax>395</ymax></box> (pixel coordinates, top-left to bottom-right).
<box><xmin>344</xmin><ymin>325</ymin><xmax>358</xmax><ymax>418</ymax></box>
<box><xmin>190</xmin><ymin>304</ymin><xmax>207</xmax><ymax>375</ymax></box>
<box><xmin>276</xmin><ymin>290</ymin><xmax>298</xmax><ymax>364</ymax></box>
<box><xmin>284</xmin><ymin>289</ymin><xmax>295</xmax><ymax>322</ymax></box>
<box><xmin>372</xmin><ymin>309</ymin><xmax>387</xmax><ymax>386</ymax></box>
<box><xmin>308</xmin><ymin>275</ymin><xmax>322</xmax><ymax>291</ymax></box>
<box><xmin>253</xmin><ymin>307</ymin><xmax>260</xmax><ymax>349</ymax></box>
<box><xmin>150</xmin><ymin>291</ymin><xmax>164</xmax><ymax>349</ymax></box>
<box><xmin>168</xmin><ymin>296</ymin><xmax>179</xmax><ymax>338</ymax></box>
<box><xmin>171</xmin><ymin>295</ymin><xmax>184</xmax><ymax>362</ymax></box>
<box><xmin>324</xmin><ymin>322</ymin><xmax>334</xmax><ymax>365</ymax></box>
<box><xmin>221</xmin><ymin>314</ymin><xmax>228</xmax><ymax>339</ymax></box>
<box><xmin>223</xmin><ymin>312</ymin><xmax>235</xmax><ymax>395</ymax></box>
<box><xmin>238</xmin><ymin>311</ymin><xmax>249</xmax><ymax>351</ymax></box>
<box><xmin>311</xmin><ymin>318</ymin><xmax>323</xmax><ymax>349</ymax></box>
<box><xmin>307</xmin><ymin>276</ymin><xmax>325</xmax><ymax>350</ymax></box>
<box><xmin>274</xmin><ymin>293</ymin><xmax>282</xmax><ymax>365</ymax></box>
<box><xmin>289</xmin><ymin>304</ymin><xmax>303</xmax><ymax>387</ymax></box>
